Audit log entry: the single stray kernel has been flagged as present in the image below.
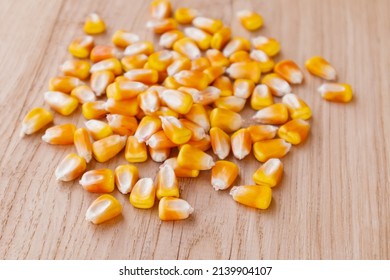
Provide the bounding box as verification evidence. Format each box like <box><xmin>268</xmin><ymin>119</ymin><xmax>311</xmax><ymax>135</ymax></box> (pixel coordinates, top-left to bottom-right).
<box><xmin>79</xmin><ymin>169</ymin><xmax>115</xmax><ymax>193</ymax></box>
<box><xmin>237</xmin><ymin>10</ymin><xmax>263</xmax><ymax>31</ymax></box>
<box><xmin>274</xmin><ymin>60</ymin><xmax>304</xmax><ymax>84</ymax></box>
<box><xmin>159</xmin><ymin>197</ymin><xmax>194</xmax><ymax>221</ymax></box>
<box><xmin>253</xmin><ymin>139</ymin><xmax>292</xmax><ymax>162</ymax></box>
<box><xmin>55</xmin><ymin>153</ymin><xmax>86</xmax><ymax>182</ymax></box>
<box><xmin>278</xmin><ymin>119</ymin><xmax>310</xmax><ymax>145</ymax></box>
<box><xmin>318</xmin><ymin>83</ymin><xmax>353</xmax><ymax>103</ymax></box>
<box><xmin>42</xmin><ymin>124</ymin><xmax>76</xmax><ymax>145</ymax></box>
<box><xmin>253</xmin><ymin>158</ymin><xmax>283</xmax><ymax>187</ymax></box>
<box><xmin>84</xmin><ymin>13</ymin><xmax>106</xmax><ymax>34</ymax></box>
<box><xmin>129</xmin><ymin>178</ymin><xmax>156</xmax><ymax>209</ymax></box>
<box><xmin>20</xmin><ymin>108</ymin><xmax>53</xmax><ymax>136</ymax></box>
<box><xmin>211</xmin><ymin>160</ymin><xmax>239</xmax><ymax>191</ymax></box>
<box><xmin>115</xmin><ymin>164</ymin><xmax>139</xmax><ymax>194</ymax></box>
<box><xmin>85</xmin><ymin>194</ymin><xmax>122</xmax><ymax>225</ymax></box>
<box><xmin>305</xmin><ymin>56</ymin><xmax>337</xmax><ymax>80</ymax></box>
<box><xmin>230</xmin><ymin>185</ymin><xmax>272</xmax><ymax>210</ymax></box>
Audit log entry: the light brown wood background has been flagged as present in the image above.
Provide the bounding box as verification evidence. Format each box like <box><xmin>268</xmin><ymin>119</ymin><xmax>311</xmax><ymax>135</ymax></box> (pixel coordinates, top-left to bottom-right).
<box><xmin>0</xmin><ymin>0</ymin><xmax>389</xmax><ymax>260</ymax></box>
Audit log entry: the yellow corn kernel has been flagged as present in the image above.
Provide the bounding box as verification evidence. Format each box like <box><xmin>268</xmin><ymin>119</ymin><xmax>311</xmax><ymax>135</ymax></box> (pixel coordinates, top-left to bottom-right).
<box><xmin>233</xmin><ymin>79</ymin><xmax>255</xmax><ymax>99</ymax></box>
<box><xmin>249</xmin><ymin>50</ymin><xmax>275</xmax><ymax>73</ymax></box>
<box><xmin>74</xmin><ymin>128</ymin><xmax>93</xmax><ymax>163</ymax></box>
<box><xmin>162</xmin><ymin>76</ymin><xmax>181</xmax><ymax>89</ymax></box>
<box><xmin>124</xmin><ymin>41</ymin><xmax>154</xmax><ymax>57</ymax></box>
<box><xmin>104</xmin><ymin>98</ymin><xmax>139</xmax><ymax>117</ymax></box>
<box><xmin>203</xmin><ymin>66</ymin><xmax>225</xmax><ymax>84</ymax></box>
<box><xmin>179</xmin><ymin>119</ymin><xmax>206</xmax><ymax>141</ymax></box>
<box><xmin>134</xmin><ymin>115</ymin><xmax>162</xmax><ymax>142</ymax></box>
<box><xmin>42</xmin><ymin>124</ymin><xmax>76</xmax><ymax>145</ymax></box>
<box><xmin>278</xmin><ymin>119</ymin><xmax>310</xmax><ymax>145</ymax></box>
<box><xmin>44</xmin><ymin>91</ymin><xmax>78</xmax><ymax>116</ymax></box>
<box><xmin>115</xmin><ymin>164</ymin><xmax>139</xmax><ymax>194</ymax></box>
<box><xmin>85</xmin><ymin>194</ymin><xmax>122</xmax><ymax>224</ymax></box>
<box><xmin>231</xmin><ymin>128</ymin><xmax>252</xmax><ymax>160</ymax></box>
<box><xmin>253</xmin><ymin>139</ymin><xmax>292</xmax><ymax>162</ymax></box>
<box><xmin>159</xmin><ymin>197</ymin><xmax>193</xmax><ymax>221</ymax></box>
<box><xmin>84</xmin><ymin>13</ymin><xmax>105</xmax><ymax>34</ymax></box>
<box><xmin>60</xmin><ymin>59</ymin><xmax>91</xmax><ymax>80</ymax></box>
<box><xmin>167</xmin><ymin>57</ymin><xmax>191</xmax><ymax>76</ymax></box>
<box><xmin>146</xmin><ymin>130</ymin><xmax>177</xmax><ymax>149</ymax></box>
<box><xmin>161</xmin><ymin>157</ymin><xmax>199</xmax><ymax>178</ymax></box>
<box><xmin>138</xmin><ymin>90</ymin><xmax>159</xmax><ymax>114</ymax></box>
<box><xmin>150</xmin><ymin>0</ymin><xmax>172</xmax><ymax>19</ymax></box>
<box><xmin>149</xmin><ymin>147</ymin><xmax>171</xmax><ymax>162</ymax></box>
<box><xmin>160</xmin><ymin>116</ymin><xmax>192</xmax><ymax>145</ymax></box>
<box><xmin>210</xmin><ymin>108</ymin><xmax>242</xmax><ymax>133</ymax></box>
<box><xmin>55</xmin><ymin>153</ymin><xmax>86</xmax><ymax>182</ymax></box>
<box><xmin>124</xmin><ymin>136</ymin><xmax>148</xmax><ymax>163</ymax></box>
<box><xmin>211</xmin><ymin>160</ymin><xmax>239</xmax><ymax>191</ymax></box>
<box><xmin>92</xmin><ymin>135</ymin><xmax>127</xmax><ymax>162</ymax></box>
<box><xmin>124</xmin><ymin>69</ymin><xmax>159</xmax><ymax>84</ymax></box>
<box><xmin>49</xmin><ymin>76</ymin><xmax>83</xmax><ymax>93</ymax></box>
<box><xmin>222</xmin><ymin>37</ymin><xmax>251</xmax><ymax>57</ymax></box>
<box><xmin>112</xmin><ymin>30</ymin><xmax>140</xmax><ymax>48</ymax></box>
<box><xmin>80</xmin><ymin>169</ymin><xmax>114</xmax><ymax>193</ymax></box>
<box><xmin>108</xmin><ymin>80</ymin><xmax>148</xmax><ymax>101</ymax></box>
<box><xmin>156</xmin><ymin>164</ymin><xmax>179</xmax><ymax>199</ymax></box>
<box><xmin>173</xmin><ymin>38</ymin><xmax>201</xmax><ymax>60</ymax></box>
<box><xmin>184</xmin><ymin>104</ymin><xmax>210</xmax><ymax>132</ymax></box>
<box><xmin>230</xmin><ymin>185</ymin><xmax>272</xmax><ymax>209</ymax></box>
<box><xmin>247</xmin><ymin>124</ymin><xmax>278</xmax><ymax>142</ymax></box>
<box><xmin>106</xmin><ymin>114</ymin><xmax>138</xmax><ymax>136</ymax></box>
<box><xmin>211</xmin><ymin>26</ymin><xmax>231</xmax><ymax>50</ymax></box>
<box><xmin>229</xmin><ymin>50</ymin><xmax>251</xmax><ymax>63</ymax></box>
<box><xmin>129</xmin><ymin>178</ymin><xmax>155</xmax><ymax>209</ymax></box>
<box><xmin>90</xmin><ymin>58</ymin><xmax>123</xmax><ymax>76</ymax></box>
<box><xmin>318</xmin><ymin>83</ymin><xmax>353</xmax><ymax>103</ymax></box>
<box><xmin>147</xmin><ymin>50</ymin><xmax>173</xmax><ymax>72</ymax></box>
<box><xmin>250</xmin><ymin>84</ymin><xmax>274</xmax><ymax>110</ymax></box>
<box><xmin>212</xmin><ymin>76</ymin><xmax>233</xmax><ymax>97</ymax></box>
<box><xmin>262</xmin><ymin>73</ymin><xmax>291</xmax><ymax>97</ymax></box>
<box><xmin>152</xmin><ymin>106</ymin><xmax>180</xmax><ymax>118</ymax></box>
<box><xmin>237</xmin><ymin>10</ymin><xmax>263</xmax><ymax>31</ymax></box>
<box><xmin>159</xmin><ymin>89</ymin><xmax>192</xmax><ymax>115</ymax></box>
<box><xmin>177</xmin><ymin>144</ymin><xmax>215</xmax><ymax>170</ymax></box>
<box><xmin>252</xmin><ymin>103</ymin><xmax>289</xmax><ymax>125</ymax></box>
<box><xmin>184</xmin><ymin>27</ymin><xmax>211</xmax><ymax>50</ymax></box>
<box><xmin>183</xmin><ymin>135</ymin><xmax>211</xmax><ymax>151</ymax></box>
<box><xmin>173</xmin><ymin>70</ymin><xmax>209</xmax><ymax>90</ymax></box>
<box><xmin>70</xmin><ymin>85</ymin><xmax>96</xmax><ymax>104</ymax></box>
<box><xmin>253</xmin><ymin>158</ymin><xmax>283</xmax><ymax>187</ymax></box>
<box><xmin>214</xmin><ymin>96</ymin><xmax>246</xmax><ymax>112</ymax></box>
<box><xmin>305</xmin><ymin>56</ymin><xmax>336</xmax><ymax>80</ymax></box>
<box><xmin>146</xmin><ymin>18</ymin><xmax>177</xmax><ymax>34</ymax></box>
<box><xmin>85</xmin><ymin>119</ymin><xmax>113</xmax><ymax>140</ymax></box>
<box><xmin>68</xmin><ymin>36</ymin><xmax>94</xmax><ymax>58</ymax></box>
<box><xmin>210</xmin><ymin>127</ymin><xmax>230</xmax><ymax>159</ymax></box>
<box><xmin>226</xmin><ymin>61</ymin><xmax>261</xmax><ymax>83</ymax></box>
<box><xmin>90</xmin><ymin>45</ymin><xmax>118</xmax><ymax>63</ymax></box>
<box><xmin>252</xmin><ymin>36</ymin><xmax>281</xmax><ymax>57</ymax></box>
<box><xmin>205</xmin><ymin>49</ymin><xmax>229</xmax><ymax>68</ymax></box>
<box><xmin>194</xmin><ymin>86</ymin><xmax>221</xmax><ymax>105</ymax></box>
<box><xmin>20</xmin><ymin>108</ymin><xmax>53</xmax><ymax>136</ymax></box>
<box><xmin>82</xmin><ymin>101</ymin><xmax>107</xmax><ymax>119</ymax></box>
<box><xmin>193</xmin><ymin>16</ymin><xmax>223</xmax><ymax>34</ymax></box>
<box><xmin>174</xmin><ymin>7</ymin><xmax>198</xmax><ymax>24</ymax></box>
<box><xmin>274</xmin><ymin>60</ymin><xmax>303</xmax><ymax>84</ymax></box>
<box><xmin>282</xmin><ymin>93</ymin><xmax>312</xmax><ymax>120</ymax></box>
<box><xmin>121</xmin><ymin>54</ymin><xmax>148</xmax><ymax>71</ymax></box>
<box><xmin>90</xmin><ymin>70</ymin><xmax>115</xmax><ymax>96</ymax></box>
<box><xmin>159</xmin><ymin>30</ymin><xmax>185</xmax><ymax>49</ymax></box>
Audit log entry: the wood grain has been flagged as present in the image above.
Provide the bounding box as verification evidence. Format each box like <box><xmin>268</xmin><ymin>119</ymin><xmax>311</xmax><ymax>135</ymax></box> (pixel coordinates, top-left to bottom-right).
<box><xmin>0</xmin><ymin>0</ymin><xmax>389</xmax><ymax>260</ymax></box>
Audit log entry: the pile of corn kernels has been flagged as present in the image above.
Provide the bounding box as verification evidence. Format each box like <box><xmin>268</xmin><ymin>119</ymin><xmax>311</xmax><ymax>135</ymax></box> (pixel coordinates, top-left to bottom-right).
<box><xmin>20</xmin><ymin>0</ymin><xmax>353</xmax><ymax>225</ymax></box>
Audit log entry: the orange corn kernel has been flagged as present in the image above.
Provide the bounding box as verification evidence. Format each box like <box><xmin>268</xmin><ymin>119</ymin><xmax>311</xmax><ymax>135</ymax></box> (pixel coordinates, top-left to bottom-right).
<box><xmin>92</xmin><ymin>135</ymin><xmax>127</xmax><ymax>163</ymax></box>
<box><xmin>146</xmin><ymin>18</ymin><xmax>177</xmax><ymax>34</ymax></box>
<box><xmin>71</xmin><ymin>85</ymin><xmax>96</xmax><ymax>104</ymax></box>
<box><xmin>229</xmin><ymin>50</ymin><xmax>251</xmax><ymax>63</ymax></box>
<box><xmin>184</xmin><ymin>104</ymin><xmax>210</xmax><ymax>132</ymax></box>
<box><xmin>90</xmin><ymin>45</ymin><xmax>118</xmax><ymax>63</ymax></box>
<box><xmin>226</xmin><ymin>61</ymin><xmax>261</xmax><ymax>83</ymax></box>
<box><xmin>203</xmin><ymin>66</ymin><xmax>225</xmax><ymax>84</ymax></box>
<box><xmin>124</xmin><ymin>41</ymin><xmax>154</xmax><ymax>57</ymax></box>
<box><xmin>112</xmin><ymin>30</ymin><xmax>140</xmax><ymax>48</ymax></box>
<box><xmin>249</xmin><ymin>50</ymin><xmax>275</xmax><ymax>73</ymax></box>
<box><xmin>104</xmin><ymin>98</ymin><xmax>139</xmax><ymax>117</ymax></box>
<box><xmin>74</xmin><ymin>128</ymin><xmax>93</xmax><ymax>163</ymax></box>
<box><xmin>55</xmin><ymin>153</ymin><xmax>86</xmax><ymax>182</ymax></box>
<box><xmin>262</xmin><ymin>73</ymin><xmax>291</xmax><ymax>97</ymax></box>
<box><xmin>184</xmin><ymin>27</ymin><xmax>212</xmax><ymax>50</ymax></box>
<box><xmin>252</xmin><ymin>103</ymin><xmax>289</xmax><ymax>125</ymax></box>
<box><xmin>222</xmin><ymin>37</ymin><xmax>251</xmax><ymax>57</ymax></box>
<box><xmin>159</xmin><ymin>197</ymin><xmax>194</xmax><ymax>221</ymax></box>
<box><xmin>274</xmin><ymin>60</ymin><xmax>303</xmax><ymax>84</ymax></box>
<box><xmin>90</xmin><ymin>70</ymin><xmax>115</xmax><ymax>96</ymax></box>
<box><xmin>84</xmin><ymin>13</ymin><xmax>105</xmax><ymax>34</ymax></box>
<box><xmin>318</xmin><ymin>83</ymin><xmax>353</xmax><ymax>103</ymax></box>
<box><xmin>147</xmin><ymin>50</ymin><xmax>173</xmax><ymax>72</ymax></box>
<box><xmin>247</xmin><ymin>124</ymin><xmax>278</xmax><ymax>142</ymax></box>
<box><xmin>305</xmin><ymin>56</ymin><xmax>336</xmax><ymax>80</ymax></box>
<box><xmin>68</xmin><ymin>36</ymin><xmax>94</xmax><ymax>58</ymax></box>
<box><xmin>206</xmin><ymin>49</ymin><xmax>230</xmax><ymax>68</ymax></box>
<box><xmin>252</xmin><ymin>36</ymin><xmax>281</xmax><ymax>57</ymax></box>
<box><xmin>121</xmin><ymin>54</ymin><xmax>148</xmax><ymax>71</ymax></box>
<box><xmin>177</xmin><ymin>144</ymin><xmax>215</xmax><ymax>170</ymax></box>
<box><xmin>210</xmin><ymin>127</ymin><xmax>230</xmax><ymax>159</ymax></box>
<box><xmin>160</xmin><ymin>116</ymin><xmax>192</xmax><ymax>145</ymax></box>
<box><xmin>115</xmin><ymin>164</ymin><xmax>139</xmax><ymax>194</ymax></box>
<box><xmin>150</xmin><ymin>0</ymin><xmax>172</xmax><ymax>19</ymax></box>
<box><xmin>173</xmin><ymin>38</ymin><xmax>201</xmax><ymax>60</ymax></box>
<box><xmin>214</xmin><ymin>96</ymin><xmax>246</xmax><ymax>112</ymax></box>
<box><xmin>146</xmin><ymin>130</ymin><xmax>177</xmax><ymax>149</ymax></box>
<box><xmin>125</xmin><ymin>136</ymin><xmax>148</xmax><ymax>163</ymax></box>
<box><xmin>80</xmin><ymin>169</ymin><xmax>115</xmax><ymax>193</ymax></box>
<box><xmin>211</xmin><ymin>26</ymin><xmax>231</xmax><ymax>50</ymax></box>
<box><xmin>167</xmin><ymin>57</ymin><xmax>191</xmax><ymax>76</ymax></box>
<box><xmin>161</xmin><ymin>157</ymin><xmax>199</xmax><ymax>178</ymax></box>
<box><xmin>282</xmin><ymin>93</ymin><xmax>312</xmax><ymax>120</ymax></box>
<box><xmin>250</xmin><ymin>84</ymin><xmax>274</xmax><ymax>110</ymax></box>
<box><xmin>278</xmin><ymin>119</ymin><xmax>310</xmax><ymax>145</ymax></box>
<box><xmin>233</xmin><ymin>79</ymin><xmax>255</xmax><ymax>99</ymax></box>
<box><xmin>211</xmin><ymin>160</ymin><xmax>239</xmax><ymax>191</ymax></box>
<box><xmin>42</xmin><ymin>124</ymin><xmax>76</xmax><ymax>145</ymax></box>
<box><xmin>130</xmin><ymin>178</ymin><xmax>156</xmax><ymax>209</ymax></box>
<box><xmin>253</xmin><ymin>158</ymin><xmax>283</xmax><ymax>187</ymax></box>
<box><xmin>60</xmin><ymin>59</ymin><xmax>91</xmax><ymax>80</ymax></box>
<box><xmin>230</xmin><ymin>185</ymin><xmax>272</xmax><ymax>209</ymax></box>
<box><xmin>173</xmin><ymin>70</ymin><xmax>209</xmax><ymax>90</ymax></box>
<box><xmin>160</xmin><ymin>89</ymin><xmax>193</xmax><ymax>114</ymax></box>
<box><xmin>253</xmin><ymin>139</ymin><xmax>292</xmax><ymax>162</ymax></box>
<box><xmin>179</xmin><ymin>119</ymin><xmax>206</xmax><ymax>141</ymax></box>
<box><xmin>193</xmin><ymin>16</ymin><xmax>223</xmax><ymax>34</ymax></box>
<box><xmin>156</xmin><ymin>164</ymin><xmax>179</xmax><ymax>199</ymax></box>
<box><xmin>138</xmin><ymin>90</ymin><xmax>160</xmax><ymax>114</ymax></box>
<box><xmin>182</xmin><ymin>135</ymin><xmax>211</xmax><ymax>151</ymax></box>
<box><xmin>90</xmin><ymin>58</ymin><xmax>123</xmax><ymax>76</ymax></box>
<box><xmin>212</xmin><ymin>76</ymin><xmax>233</xmax><ymax>97</ymax></box>
<box><xmin>191</xmin><ymin>57</ymin><xmax>211</xmax><ymax>71</ymax></box>
<box><xmin>149</xmin><ymin>147</ymin><xmax>171</xmax><ymax>162</ymax></box>
<box><xmin>106</xmin><ymin>114</ymin><xmax>138</xmax><ymax>136</ymax></box>
<box><xmin>174</xmin><ymin>7</ymin><xmax>198</xmax><ymax>24</ymax></box>
<box><xmin>134</xmin><ymin>115</ymin><xmax>162</xmax><ymax>142</ymax></box>
<box><xmin>85</xmin><ymin>119</ymin><xmax>113</xmax><ymax>140</ymax></box>
<box><xmin>124</xmin><ymin>69</ymin><xmax>159</xmax><ymax>84</ymax></box>
<box><xmin>193</xmin><ymin>86</ymin><xmax>221</xmax><ymax>105</ymax></box>
<box><xmin>108</xmin><ymin>80</ymin><xmax>148</xmax><ymax>101</ymax></box>
<box><xmin>82</xmin><ymin>101</ymin><xmax>107</xmax><ymax>119</ymax></box>
<box><xmin>231</xmin><ymin>128</ymin><xmax>252</xmax><ymax>160</ymax></box>
<box><xmin>159</xmin><ymin>30</ymin><xmax>184</xmax><ymax>49</ymax></box>
<box><xmin>85</xmin><ymin>194</ymin><xmax>122</xmax><ymax>225</ymax></box>
<box><xmin>162</xmin><ymin>76</ymin><xmax>181</xmax><ymax>89</ymax></box>
<box><xmin>210</xmin><ymin>108</ymin><xmax>242</xmax><ymax>133</ymax></box>
<box><xmin>49</xmin><ymin>76</ymin><xmax>83</xmax><ymax>93</ymax></box>
<box><xmin>237</xmin><ymin>10</ymin><xmax>263</xmax><ymax>31</ymax></box>
<box><xmin>44</xmin><ymin>91</ymin><xmax>78</xmax><ymax>116</ymax></box>
<box><xmin>20</xmin><ymin>107</ymin><xmax>53</xmax><ymax>136</ymax></box>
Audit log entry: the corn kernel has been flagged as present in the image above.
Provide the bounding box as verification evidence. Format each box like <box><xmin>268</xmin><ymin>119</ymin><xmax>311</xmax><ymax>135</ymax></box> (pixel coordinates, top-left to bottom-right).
<box><xmin>146</xmin><ymin>18</ymin><xmax>177</xmax><ymax>34</ymax></box>
<box><xmin>230</xmin><ymin>185</ymin><xmax>272</xmax><ymax>209</ymax></box>
<box><xmin>278</xmin><ymin>119</ymin><xmax>310</xmax><ymax>145</ymax></box>
<box><xmin>90</xmin><ymin>45</ymin><xmax>118</xmax><ymax>63</ymax></box>
<box><xmin>179</xmin><ymin>119</ymin><xmax>206</xmax><ymax>141</ymax></box>
<box><xmin>121</xmin><ymin>54</ymin><xmax>149</xmax><ymax>71</ymax></box>
<box><xmin>214</xmin><ymin>96</ymin><xmax>246</xmax><ymax>112</ymax></box>
<box><xmin>210</xmin><ymin>108</ymin><xmax>242</xmax><ymax>133</ymax></box>
<box><xmin>167</xmin><ymin>57</ymin><xmax>191</xmax><ymax>76</ymax></box>
<box><xmin>195</xmin><ymin>86</ymin><xmax>221</xmax><ymax>105</ymax></box>
<box><xmin>156</xmin><ymin>164</ymin><xmax>179</xmax><ymax>199</ymax></box>
<box><xmin>150</xmin><ymin>0</ymin><xmax>172</xmax><ymax>19</ymax></box>
<box><xmin>49</xmin><ymin>76</ymin><xmax>83</xmax><ymax>93</ymax></box>
<box><xmin>159</xmin><ymin>89</ymin><xmax>192</xmax><ymax>114</ymax></box>
<box><xmin>231</xmin><ymin>128</ymin><xmax>252</xmax><ymax>160</ymax></box>
<box><xmin>212</xmin><ymin>76</ymin><xmax>233</xmax><ymax>97</ymax></box>
<box><xmin>134</xmin><ymin>115</ymin><xmax>162</xmax><ymax>142</ymax></box>
<box><xmin>105</xmin><ymin>98</ymin><xmax>139</xmax><ymax>117</ymax></box>
<box><xmin>159</xmin><ymin>30</ymin><xmax>185</xmax><ymax>49</ymax></box>
<box><xmin>237</xmin><ymin>10</ymin><xmax>263</xmax><ymax>31</ymax></box>
<box><xmin>174</xmin><ymin>7</ymin><xmax>198</xmax><ymax>24</ymax></box>
<box><xmin>60</xmin><ymin>59</ymin><xmax>91</xmax><ymax>80</ymax></box>
<box><xmin>253</xmin><ymin>158</ymin><xmax>283</xmax><ymax>187</ymax></box>
<box><xmin>226</xmin><ymin>61</ymin><xmax>261</xmax><ymax>83</ymax></box>
<box><xmin>149</xmin><ymin>147</ymin><xmax>171</xmax><ymax>162</ymax></box>
<box><xmin>82</xmin><ymin>101</ymin><xmax>106</xmax><ymax>119</ymax></box>
<box><xmin>124</xmin><ymin>136</ymin><xmax>147</xmax><ymax>163</ymax></box>
<box><xmin>173</xmin><ymin>38</ymin><xmax>201</xmax><ymax>60</ymax></box>
<box><xmin>152</xmin><ymin>106</ymin><xmax>180</xmax><ymax>118</ymax></box>
<box><xmin>250</xmin><ymin>84</ymin><xmax>274</xmax><ymax>110</ymax></box>
<box><xmin>70</xmin><ymin>85</ymin><xmax>96</xmax><ymax>104</ymax></box>
<box><xmin>193</xmin><ymin>17</ymin><xmax>223</xmax><ymax>34</ymax></box>
<box><xmin>205</xmin><ymin>49</ymin><xmax>230</xmax><ymax>68</ymax></box>
<box><xmin>210</xmin><ymin>127</ymin><xmax>230</xmax><ymax>159</ymax></box>
<box><xmin>184</xmin><ymin>27</ymin><xmax>211</xmax><ymax>50</ymax></box>
<box><xmin>138</xmin><ymin>89</ymin><xmax>160</xmax><ymax>114</ymax></box>
<box><xmin>42</xmin><ymin>124</ymin><xmax>76</xmax><ymax>145</ymax></box>
<box><xmin>159</xmin><ymin>197</ymin><xmax>194</xmax><ymax>221</ymax></box>
<box><xmin>190</xmin><ymin>57</ymin><xmax>210</xmax><ymax>72</ymax></box>
<box><xmin>262</xmin><ymin>73</ymin><xmax>291</xmax><ymax>97</ymax></box>
<box><xmin>92</xmin><ymin>135</ymin><xmax>127</xmax><ymax>162</ymax></box>
<box><xmin>74</xmin><ymin>128</ymin><xmax>93</xmax><ymax>163</ymax></box>
<box><xmin>184</xmin><ymin>104</ymin><xmax>210</xmax><ymax>132</ymax></box>
<box><xmin>211</xmin><ymin>26</ymin><xmax>231</xmax><ymax>50</ymax></box>
<box><xmin>203</xmin><ymin>66</ymin><xmax>225</xmax><ymax>84</ymax></box>
<box><xmin>229</xmin><ymin>50</ymin><xmax>251</xmax><ymax>63</ymax></box>
<box><xmin>177</xmin><ymin>144</ymin><xmax>215</xmax><ymax>170</ymax></box>
<box><xmin>247</xmin><ymin>124</ymin><xmax>278</xmax><ymax>142</ymax></box>
<box><xmin>90</xmin><ymin>58</ymin><xmax>123</xmax><ymax>76</ymax></box>
<box><xmin>20</xmin><ymin>107</ymin><xmax>53</xmax><ymax>136</ymax></box>
<box><xmin>115</xmin><ymin>164</ymin><xmax>139</xmax><ymax>194</ymax></box>
<box><xmin>90</xmin><ymin>70</ymin><xmax>115</xmax><ymax>96</ymax></box>
<box><xmin>130</xmin><ymin>178</ymin><xmax>156</xmax><ymax>209</ymax></box>
<box><xmin>68</xmin><ymin>36</ymin><xmax>94</xmax><ymax>58</ymax></box>
<box><xmin>85</xmin><ymin>119</ymin><xmax>113</xmax><ymax>140</ymax></box>
<box><xmin>233</xmin><ymin>79</ymin><xmax>255</xmax><ymax>99</ymax></box>
<box><xmin>182</xmin><ymin>135</ymin><xmax>211</xmax><ymax>152</ymax></box>
<box><xmin>252</xmin><ymin>36</ymin><xmax>281</xmax><ymax>57</ymax></box>
<box><xmin>249</xmin><ymin>50</ymin><xmax>275</xmax><ymax>73</ymax></box>
<box><xmin>147</xmin><ymin>50</ymin><xmax>173</xmax><ymax>72</ymax></box>
<box><xmin>44</xmin><ymin>91</ymin><xmax>78</xmax><ymax>116</ymax></box>
<box><xmin>222</xmin><ymin>37</ymin><xmax>251</xmax><ymax>57</ymax></box>
<box><xmin>305</xmin><ymin>56</ymin><xmax>336</xmax><ymax>80</ymax></box>
<box><xmin>274</xmin><ymin>60</ymin><xmax>303</xmax><ymax>84</ymax></box>
<box><xmin>80</xmin><ymin>169</ymin><xmax>115</xmax><ymax>193</ymax></box>
<box><xmin>252</xmin><ymin>103</ymin><xmax>289</xmax><ymax>125</ymax></box>
<box><xmin>282</xmin><ymin>93</ymin><xmax>312</xmax><ymax>120</ymax></box>
<box><xmin>106</xmin><ymin>114</ymin><xmax>138</xmax><ymax>136</ymax></box>
<box><xmin>124</xmin><ymin>41</ymin><xmax>154</xmax><ymax>57</ymax></box>
<box><xmin>84</xmin><ymin>13</ymin><xmax>106</xmax><ymax>34</ymax></box>
<box><xmin>211</xmin><ymin>161</ymin><xmax>239</xmax><ymax>191</ymax></box>
<box><xmin>160</xmin><ymin>116</ymin><xmax>192</xmax><ymax>145</ymax></box>
<box><xmin>146</xmin><ymin>130</ymin><xmax>177</xmax><ymax>149</ymax></box>
<box><xmin>318</xmin><ymin>83</ymin><xmax>353</xmax><ymax>103</ymax></box>
<box><xmin>173</xmin><ymin>70</ymin><xmax>209</xmax><ymax>90</ymax></box>
<box><xmin>109</xmin><ymin>80</ymin><xmax>148</xmax><ymax>101</ymax></box>
<box><xmin>55</xmin><ymin>153</ymin><xmax>86</xmax><ymax>182</ymax></box>
<box><xmin>253</xmin><ymin>139</ymin><xmax>291</xmax><ymax>162</ymax></box>
<box><xmin>161</xmin><ymin>157</ymin><xmax>199</xmax><ymax>178</ymax></box>
<box><xmin>85</xmin><ymin>194</ymin><xmax>122</xmax><ymax>225</ymax></box>
<box><xmin>124</xmin><ymin>69</ymin><xmax>159</xmax><ymax>84</ymax></box>
<box><xmin>112</xmin><ymin>30</ymin><xmax>140</xmax><ymax>48</ymax></box>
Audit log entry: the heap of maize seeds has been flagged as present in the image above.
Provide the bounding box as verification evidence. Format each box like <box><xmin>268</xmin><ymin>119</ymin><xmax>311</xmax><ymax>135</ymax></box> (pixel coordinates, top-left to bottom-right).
<box><xmin>20</xmin><ymin>0</ymin><xmax>353</xmax><ymax>224</ymax></box>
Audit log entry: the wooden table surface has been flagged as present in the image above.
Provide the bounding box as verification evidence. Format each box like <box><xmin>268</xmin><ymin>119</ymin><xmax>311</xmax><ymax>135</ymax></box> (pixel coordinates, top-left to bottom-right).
<box><xmin>0</xmin><ymin>0</ymin><xmax>389</xmax><ymax>260</ymax></box>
